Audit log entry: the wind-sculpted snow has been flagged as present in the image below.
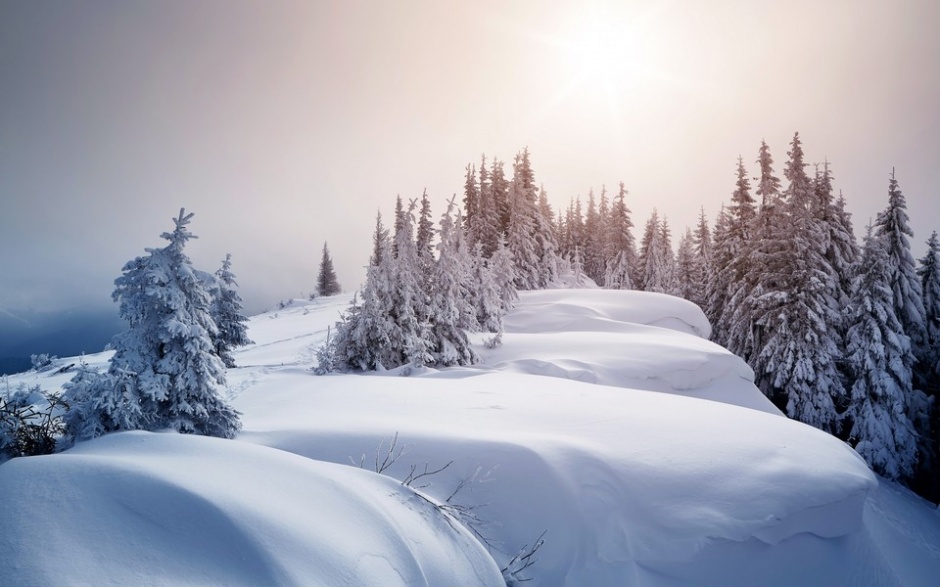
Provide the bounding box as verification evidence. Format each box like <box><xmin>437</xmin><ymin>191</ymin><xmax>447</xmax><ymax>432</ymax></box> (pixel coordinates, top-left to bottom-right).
<box><xmin>0</xmin><ymin>431</ymin><xmax>505</xmax><ymax>587</ymax></box>
<box><xmin>505</xmin><ymin>289</ymin><xmax>712</xmax><ymax>338</ymax></box>
<box><xmin>236</xmin><ymin>371</ymin><xmax>878</xmax><ymax>584</ymax></box>
<box><xmin>2</xmin><ymin>290</ymin><xmax>938</xmax><ymax>586</ymax></box>
<box><xmin>487</xmin><ymin>289</ymin><xmax>778</xmax><ymax>414</ymax></box>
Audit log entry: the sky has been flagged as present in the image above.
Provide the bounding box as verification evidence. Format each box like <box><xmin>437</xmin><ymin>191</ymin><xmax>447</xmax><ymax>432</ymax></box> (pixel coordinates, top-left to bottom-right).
<box><xmin>1</xmin><ymin>0</ymin><xmax>938</xmax><ymax>316</ymax></box>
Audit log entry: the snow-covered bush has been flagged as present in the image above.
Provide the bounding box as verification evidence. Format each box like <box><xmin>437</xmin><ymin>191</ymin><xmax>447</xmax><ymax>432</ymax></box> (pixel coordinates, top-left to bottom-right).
<box><xmin>0</xmin><ymin>385</ymin><xmax>67</xmax><ymax>460</ymax></box>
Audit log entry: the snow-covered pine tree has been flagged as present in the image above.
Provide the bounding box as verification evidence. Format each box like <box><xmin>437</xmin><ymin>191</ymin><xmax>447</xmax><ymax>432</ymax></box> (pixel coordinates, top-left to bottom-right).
<box><xmin>749</xmin><ymin>133</ymin><xmax>846</xmax><ymax>432</ymax></box>
<box><xmin>490</xmin><ymin>158</ymin><xmax>511</xmax><ymax>238</ymax></box>
<box><xmin>212</xmin><ymin>254</ymin><xmax>253</xmax><ymax>368</ymax></box>
<box><xmin>428</xmin><ymin>199</ymin><xmax>478</xmax><ymax>366</ymax></box>
<box><xmin>845</xmin><ymin>230</ymin><xmax>919</xmax><ymax>480</ymax></box>
<box><xmin>710</xmin><ymin>156</ymin><xmax>757</xmax><ymax>355</ymax></box>
<box><xmin>584</xmin><ymin>189</ymin><xmax>605</xmax><ymax>284</ymax></box>
<box><xmin>415</xmin><ymin>190</ymin><xmax>436</xmax><ymax>295</ymax></box>
<box><xmin>919</xmin><ymin>231</ymin><xmax>940</xmax><ymax>394</ymax></box>
<box><xmin>704</xmin><ymin>205</ymin><xmax>732</xmax><ymax>343</ymax></box>
<box><xmin>391</xmin><ymin>199</ymin><xmax>433</xmax><ymax>368</ymax></box>
<box><xmin>604</xmin><ymin>182</ymin><xmax>636</xmax><ymax>290</ymax></box>
<box><xmin>813</xmin><ymin>161</ymin><xmax>859</xmax><ymax>308</ymax></box>
<box><xmin>637</xmin><ymin>210</ymin><xmax>674</xmax><ymax>292</ymax></box>
<box><xmin>317</xmin><ymin>242</ymin><xmax>342</xmax><ymax>297</ymax></box>
<box><xmin>755</xmin><ymin>139</ymin><xmax>782</xmax><ymax>210</ymax></box>
<box><xmin>674</xmin><ymin>228</ymin><xmax>697</xmax><ymax>301</ymax></box>
<box><xmin>534</xmin><ymin>183</ymin><xmax>560</xmax><ymax>288</ymax></box>
<box><xmin>462</xmin><ymin>162</ymin><xmax>479</xmax><ymax>235</ymax></box>
<box><xmin>65</xmin><ymin>209</ymin><xmax>241</xmax><ymax>441</ymax></box>
<box><xmin>689</xmin><ymin>207</ymin><xmax>711</xmax><ymax>309</ymax></box>
<box><xmin>874</xmin><ymin>170</ymin><xmax>928</xmax><ymax>382</ymax></box>
<box><xmin>370</xmin><ymin>210</ymin><xmax>389</xmax><ymax>267</ymax></box>
<box><xmin>507</xmin><ymin>152</ymin><xmax>542</xmax><ymax>290</ymax></box>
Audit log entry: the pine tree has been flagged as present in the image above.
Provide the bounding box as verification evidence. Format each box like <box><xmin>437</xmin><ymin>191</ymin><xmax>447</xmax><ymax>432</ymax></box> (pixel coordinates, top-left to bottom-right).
<box><xmin>711</xmin><ymin>156</ymin><xmax>757</xmax><ymax>353</ymax></box>
<box><xmin>65</xmin><ymin>209</ymin><xmax>241</xmax><ymax>441</ymax></box>
<box><xmin>755</xmin><ymin>139</ymin><xmax>782</xmax><ymax>210</ymax></box>
<box><xmin>212</xmin><ymin>254</ymin><xmax>253</xmax><ymax>368</ymax></box>
<box><xmin>463</xmin><ymin>163</ymin><xmax>479</xmax><ymax>235</ymax></box>
<box><xmin>428</xmin><ymin>199</ymin><xmax>478</xmax><ymax>366</ymax></box>
<box><xmin>370</xmin><ymin>210</ymin><xmax>389</xmax><ymax>267</ymax></box>
<box><xmin>846</xmin><ymin>231</ymin><xmax>918</xmax><ymax>479</ymax></box>
<box><xmin>919</xmin><ymin>231</ymin><xmax>940</xmax><ymax>394</ymax></box>
<box><xmin>873</xmin><ymin>170</ymin><xmax>928</xmax><ymax>383</ymax></box>
<box><xmin>604</xmin><ymin>182</ymin><xmax>636</xmax><ymax>290</ymax></box>
<box><xmin>674</xmin><ymin>229</ymin><xmax>697</xmax><ymax>301</ymax></box>
<box><xmin>689</xmin><ymin>207</ymin><xmax>711</xmax><ymax>309</ymax></box>
<box><xmin>317</xmin><ymin>242</ymin><xmax>342</xmax><ymax>297</ymax></box>
<box><xmin>506</xmin><ymin>152</ymin><xmax>542</xmax><ymax>290</ymax></box>
<box><xmin>749</xmin><ymin>133</ymin><xmax>846</xmax><ymax>432</ymax></box>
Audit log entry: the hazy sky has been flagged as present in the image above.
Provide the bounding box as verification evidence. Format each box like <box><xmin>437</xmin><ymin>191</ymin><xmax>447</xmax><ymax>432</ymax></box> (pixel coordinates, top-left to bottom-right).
<box><xmin>2</xmin><ymin>0</ymin><xmax>938</xmax><ymax>315</ymax></box>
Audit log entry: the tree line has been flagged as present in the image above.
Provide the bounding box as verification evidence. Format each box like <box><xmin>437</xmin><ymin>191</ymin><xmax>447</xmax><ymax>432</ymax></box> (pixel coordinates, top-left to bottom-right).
<box><xmin>320</xmin><ymin>137</ymin><xmax>939</xmax><ymax>501</ymax></box>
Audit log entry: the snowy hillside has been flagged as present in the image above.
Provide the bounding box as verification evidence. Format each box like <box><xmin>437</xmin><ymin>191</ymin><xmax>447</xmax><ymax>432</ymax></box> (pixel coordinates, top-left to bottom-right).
<box><xmin>3</xmin><ymin>290</ymin><xmax>940</xmax><ymax>586</ymax></box>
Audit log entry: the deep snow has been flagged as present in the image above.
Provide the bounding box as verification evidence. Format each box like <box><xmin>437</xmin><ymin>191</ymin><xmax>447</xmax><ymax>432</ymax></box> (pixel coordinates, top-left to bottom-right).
<box><xmin>2</xmin><ymin>289</ymin><xmax>939</xmax><ymax>586</ymax></box>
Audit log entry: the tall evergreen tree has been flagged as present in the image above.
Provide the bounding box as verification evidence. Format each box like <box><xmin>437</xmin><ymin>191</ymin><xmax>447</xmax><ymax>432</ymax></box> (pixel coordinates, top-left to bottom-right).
<box><xmin>212</xmin><ymin>254</ymin><xmax>253</xmax><ymax>368</ymax></box>
<box><xmin>462</xmin><ymin>163</ymin><xmax>479</xmax><ymax>234</ymax></box>
<box><xmin>710</xmin><ymin>156</ymin><xmax>757</xmax><ymax>352</ymax></box>
<box><xmin>370</xmin><ymin>210</ymin><xmax>389</xmax><ymax>267</ymax></box>
<box><xmin>674</xmin><ymin>228</ymin><xmax>697</xmax><ymax>301</ymax></box>
<box><xmin>755</xmin><ymin>139</ymin><xmax>782</xmax><ymax>210</ymax></box>
<box><xmin>428</xmin><ymin>199</ymin><xmax>478</xmax><ymax>366</ymax></box>
<box><xmin>873</xmin><ymin>170</ymin><xmax>928</xmax><ymax>384</ymax></box>
<box><xmin>846</xmin><ymin>231</ymin><xmax>919</xmax><ymax>480</ymax></box>
<box><xmin>604</xmin><ymin>182</ymin><xmax>636</xmax><ymax>290</ymax></box>
<box><xmin>919</xmin><ymin>231</ymin><xmax>940</xmax><ymax>394</ymax></box>
<box><xmin>689</xmin><ymin>207</ymin><xmax>711</xmax><ymax>309</ymax></box>
<box><xmin>749</xmin><ymin>133</ymin><xmax>846</xmax><ymax>431</ymax></box>
<box><xmin>317</xmin><ymin>242</ymin><xmax>342</xmax><ymax>297</ymax></box>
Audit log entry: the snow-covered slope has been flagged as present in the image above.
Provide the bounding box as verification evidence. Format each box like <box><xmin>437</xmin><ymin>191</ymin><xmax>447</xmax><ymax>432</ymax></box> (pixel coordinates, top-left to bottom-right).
<box><xmin>2</xmin><ymin>290</ymin><xmax>939</xmax><ymax>586</ymax></box>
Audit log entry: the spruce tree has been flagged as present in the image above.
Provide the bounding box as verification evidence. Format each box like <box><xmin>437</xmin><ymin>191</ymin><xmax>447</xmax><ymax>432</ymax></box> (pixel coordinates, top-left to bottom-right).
<box><xmin>873</xmin><ymin>170</ymin><xmax>928</xmax><ymax>382</ymax></box>
<box><xmin>750</xmin><ymin>133</ymin><xmax>846</xmax><ymax>432</ymax></box>
<box><xmin>674</xmin><ymin>228</ymin><xmax>697</xmax><ymax>301</ymax></box>
<box><xmin>428</xmin><ymin>199</ymin><xmax>478</xmax><ymax>366</ymax></box>
<box><xmin>212</xmin><ymin>254</ymin><xmax>253</xmax><ymax>368</ymax></box>
<box><xmin>65</xmin><ymin>209</ymin><xmax>241</xmax><ymax>441</ymax></box>
<box><xmin>370</xmin><ymin>210</ymin><xmax>389</xmax><ymax>267</ymax></box>
<box><xmin>689</xmin><ymin>207</ymin><xmax>711</xmax><ymax>309</ymax></box>
<box><xmin>604</xmin><ymin>182</ymin><xmax>636</xmax><ymax>290</ymax></box>
<box><xmin>846</xmin><ymin>231</ymin><xmax>919</xmax><ymax>480</ymax></box>
<box><xmin>317</xmin><ymin>242</ymin><xmax>342</xmax><ymax>297</ymax></box>
<box><xmin>919</xmin><ymin>231</ymin><xmax>940</xmax><ymax>394</ymax></box>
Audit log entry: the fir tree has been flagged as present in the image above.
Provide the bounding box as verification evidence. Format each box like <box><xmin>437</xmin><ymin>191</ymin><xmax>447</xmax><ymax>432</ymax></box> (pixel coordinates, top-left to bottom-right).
<box><xmin>317</xmin><ymin>242</ymin><xmax>342</xmax><ymax>297</ymax></box>
<box><xmin>919</xmin><ymin>231</ymin><xmax>940</xmax><ymax>394</ymax></box>
<box><xmin>873</xmin><ymin>170</ymin><xmax>928</xmax><ymax>383</ymax></box>
<box><xmin>604</xmin><ymin>182</ymin><xmax>636</xmax><ymax>290</ymax></box>
<box><xmin>212</xmin><ymin>254</ymin><xmax>253</xmax><ymax>368</ymax></box>
<box><xmin>749</xmin><ymin>133</ymin><xmax>846</xmax><ymax>432</ymax></box>
<box><xmin>689</xmin><ymin>207</ymin><xmax>711</xmax><ymax>309</ymax></box>
<box><xmin>370</xmin><ymin>210</ymin><xmax>389</xmax><ymax>267</ymax></box>
<box><xmin>674</xmin><ymin>228</ymin><xmax>697</xmax><ymax>301</ymax></box>
<box><xmin>846</xmin><ymin>231</ymin><xmax>919</xmax><ymax>480</ymax></box>
<box><xmin>428</xmin><ymin>199</ymin><xmax>478</xmax><ymax>366</ymax></box>
<box><xmin>65</xmin><ymin>209</ymin><xmax>241</xmax><ymax>441</ymax></box>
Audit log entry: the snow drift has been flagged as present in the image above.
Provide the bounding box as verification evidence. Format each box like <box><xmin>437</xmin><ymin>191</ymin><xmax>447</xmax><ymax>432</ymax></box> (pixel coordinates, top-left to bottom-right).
<box><xmin>2</xmin><ymin>289</ymin><xmax>939</xmax><ymax>586</ymax></box>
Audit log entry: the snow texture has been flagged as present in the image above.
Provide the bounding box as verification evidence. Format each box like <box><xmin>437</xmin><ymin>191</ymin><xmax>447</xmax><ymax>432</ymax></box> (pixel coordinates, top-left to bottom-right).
<box><xmin>2</xmin><ymin>289</ymin><xmax>939</xmax><ymax>586</ymax></box>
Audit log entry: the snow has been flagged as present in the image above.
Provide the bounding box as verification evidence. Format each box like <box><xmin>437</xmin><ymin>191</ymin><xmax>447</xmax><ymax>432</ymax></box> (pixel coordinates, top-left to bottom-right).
<box><xmin>3</xmin><ymin>289</ymin><xmax>940</xmax><ymax>586</ymax></box>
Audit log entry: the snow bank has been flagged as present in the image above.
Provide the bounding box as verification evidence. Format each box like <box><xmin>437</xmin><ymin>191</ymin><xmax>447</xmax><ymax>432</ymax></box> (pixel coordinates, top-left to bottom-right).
<box><xmin>4</xmin><ymin>289</ymin><xmax>938</xmax><ymax>586</ymax></box>
<box><xmin>0</xmin><ymin>431</ymin><xmax>504</xmax><ymax>587</ymax></box>
<box><xmin>480</xmin><ymin>289</ymin><xmax>778</xmax><ymax>414</ymax></box>
<box><xmin>236</xmin><ymin>370</ymin><xmax>876</xmax><ymax>582</ymax></box>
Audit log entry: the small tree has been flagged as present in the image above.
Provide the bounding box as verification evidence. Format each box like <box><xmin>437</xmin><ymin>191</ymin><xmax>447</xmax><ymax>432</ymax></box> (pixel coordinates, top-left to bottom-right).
<box><xmin>212</xmin><ymin>254</ymin><xmax>253</xmax><ymax>368</ymax></box>
<box><xmin>64</xmin><ymin>209</ymin><xmax>241</xmax><ymax>442</ymax></box>
<box><xmin>317</xmin><ymin>242</ymin><xmax>342</xmax><ymax>297</ymax></box>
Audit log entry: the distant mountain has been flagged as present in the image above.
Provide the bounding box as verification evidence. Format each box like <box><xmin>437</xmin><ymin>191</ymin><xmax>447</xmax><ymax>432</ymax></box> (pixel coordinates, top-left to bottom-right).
<box><xmin>0</xmin><ymin>307</ymin><xmax>123</xmax><ymax>375</ymax></box>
